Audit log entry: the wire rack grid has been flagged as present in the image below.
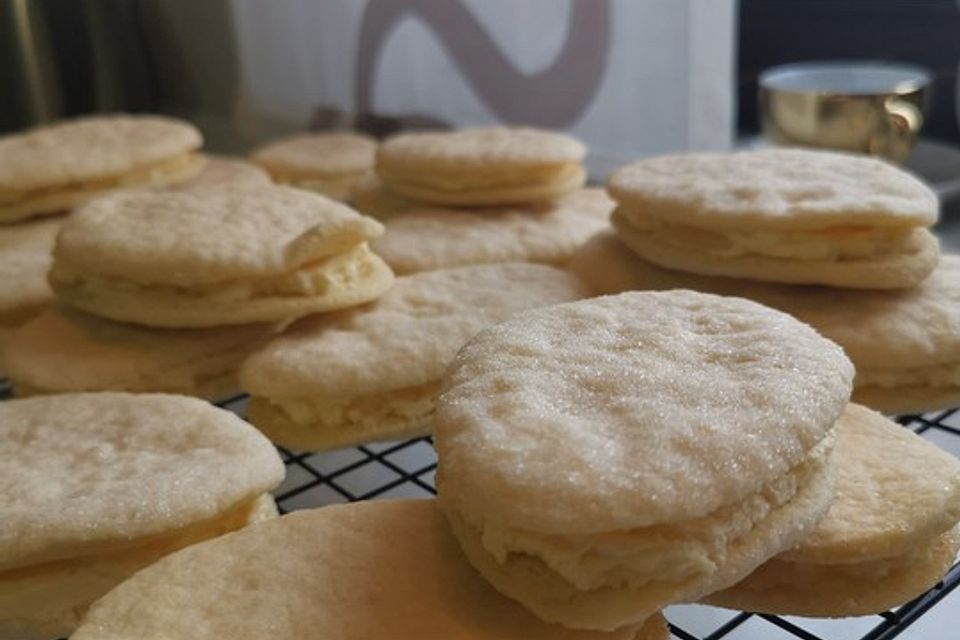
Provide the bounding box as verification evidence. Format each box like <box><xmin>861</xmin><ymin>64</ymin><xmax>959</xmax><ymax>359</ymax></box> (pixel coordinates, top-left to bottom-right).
<box><xmin>202</xmin><ymin>392</ymin><xmax>960</xmax><ymax>640</ymax></box>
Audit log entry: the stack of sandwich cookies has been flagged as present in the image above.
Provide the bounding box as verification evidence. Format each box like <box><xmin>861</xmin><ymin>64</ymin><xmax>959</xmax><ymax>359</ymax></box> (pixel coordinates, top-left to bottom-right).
<box><xmin>706</xmin><ymin>403</ymin><xmax>960</xmax><ymax>616</ymax></box>
<box><xmin>0</xmin><ymin>217</ymin><xmax>62</xmax><ymax>329</ymax></box>
<box><xmin>0</xmin><ymin>393</ymin><xmax>284</xmax><ymax>639</ymax></box>
<box><xmin>49</xmin><ymin>185</ymin><xmax>393</xmax><ymax>327</ymax></box>
<box><xmin>372</xmin><ymin>188</ymin><xmax>613</xmax><ymax>274</ymax></box>
<box><xmin>569</xmin><ymin>232</ymin><xmax>960</xmax><ymax>415</ymax></box>
<box><xmin>239</xmin><ymin>263</ymin><xmax>589</xmax><ymax>451</ymax></box>
<box><xmin>3</xmin><ymin>307</ymin><xmax>277</xmax><ymax>399</ymax></box>
<box><xmin>71</xmin><ymin>501</ymin><xmax>668</xmax><ymax>640</ymax></box>
<box><xmin>168</xmin><ymin>155</ymin><xmax>272</xmax><ymax>190</ymax></box>
<box><xmin>0</xmin><ymin>114</ymin><xmax>204</xmax><ymax>223</ymax></box>
<box><xmin>377</xmin><ymin>127</ymin><xmax>586</xmax><ymax>207</ymax></box>
<box><xmin>434</xmin><ymin>290</ymin><xmax>853</xmax><ymax>630</ymax></box>
<box><xmin>608</xmin><ymin>148</ymin><xmax>939</xmax><ymax>289</ymax></box>
<box><xmin>250</xmin><ymin>132</ymin><xmax>376</xmax><ymax>200</ymax></box>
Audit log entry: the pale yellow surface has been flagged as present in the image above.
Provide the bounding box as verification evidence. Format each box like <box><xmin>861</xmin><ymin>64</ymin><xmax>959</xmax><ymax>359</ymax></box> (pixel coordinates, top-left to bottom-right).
<box><xmin>0</xmin><ymin>153</ymin><xmax>204</xmax><ymax>223</ymax></box>
<box><xmin>52</xmin><ymin>185</ymin><xmax>383</xmax><ymax>286</ymax></box>
<box><xmin>372</xmin><ymin>188</ymin><xmax>613</xmax><ymax>273</ymax></box>
<box><xmin>0</xmin><ymin>216</ymin><xmax>61</xmax><ymax>325</ymax></box>
<box><xmin>3</xmin><ymin>307</ymin><xmax>277</xmax><ymax>398</ymax></box>
<box><xmin>607</xmin><ymin>148</ymin><xmax>937</xmax><ymax>230</ymax></box>
<box><xmin>348</xmin><ymin>174</ymin><xmax>417</xmax><ymax>218</ymax></box>
<box><xmin>71</xmin><ymin>501</ymin><xmax>667</xmax><ymax>640</ymax></box>
<box><xmin>51</xmin><ymin>242</ymin><xmax>395</xmax><ymax>328</ymax></box>
<box><xmin>436</xmin><ymin>291</ymin><xmax>852</xmax><ymax>534</ymax></box>
<box><xmin>705</xmin><ymin>527</ymin><xmax>960</xmax><ymax>617</ymax></box>
<box><xmin>446</xmin><ymin>443</ymin><xmax>834</xmax><ymax>630</ymax></box>
<box><xmin>0</xmin><ymin>114</ymin><xmax>202</xmax><ymax>193</ymax></box>
<box><xmin>250</xmin><ymin>132</ymin><xmax>377</xmax><ymax>177</ymax></box>
<box><xmin>0</xmin><ymin>495</ymin><xmax>276</xmax><ymax>640</ymax></box>
<box><xmin>240</xmin><ymin>263</ymin><xmax>588</xmax><ymax>449</ymax></box>
<box><xmin>168</xmin><ymin>155</ymin><xmax>271</xmax><ymax>190</ymax></box>
<box><xmin>0</xmin><ymin>393</ymin><xmax>284</xmax><ymax>571</ymax></box>
<box><xmin>613</xmin><ymin>209</ymin><xmax>939</xmax><ymax>289</ymax></box>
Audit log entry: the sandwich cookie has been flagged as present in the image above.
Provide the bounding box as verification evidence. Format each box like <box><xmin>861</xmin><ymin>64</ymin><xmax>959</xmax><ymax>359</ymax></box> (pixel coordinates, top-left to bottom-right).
<box><xmin>49</xmin><ymin>185</ymin><xmax>394</xmax><ymax>327</ymax></box>
<box><xmin>3</xmin><ymin>307</ymin><xmax>277</xmax><ymax>399</ymax></box>
<box><xmin>570</xmin><ymin>232</ymin><xmax>960</xmax><ymax>415</ymax></box>
<box><xmin>250</xmin><ymin>132</ymin><xmax>376</xmax><ymax>200</ymax></box>
<box><xmin>0</xmin><ymin>114</ymin><xmax>203</xmax><ymax>223</ymax></box>
<box><xmin>0</xmin><ymin>393</ymin><xmax>284</xmax><ymax>640</ymax></box>
<box><xmin>0</xmin><ymin>216</ymin><xmax>61</xmax><ymax>328</ymax></box>
<box><xmin>377</xmin><ymin>126</ymin><xmax>586</xmax><ymax>206</ymax></box>
<box><xmin>608</xmin><ymin>148</ymin><xmax>939</xmax><ymax>289</ymax></box>
<box><xmin>169</xmin><ymin>155</ymin><xmax>272</xmax><ymax>190</ymax></box>
<box><xmin>435</xmin><ymin>291</ymin><xmax>853</xmax><ymax>630</ymax></box>
<box><xmin>372</xmin><ymin>188</ymin><xmax>613</xmax><ymax>274</ymax></box>
<box><xmin>240</xmin><ymin>263</ymin><xmax>589</xmax><ymax>451</ymax></box>
<box><xmin>705</xmin><ymin>403</ymin><xmax>960</xmax><ymax>616</ymax></box>
<box><xmin>71</xmin><ymin>500</ymin><xmax>668</xmax><ymax>640</ymax></box>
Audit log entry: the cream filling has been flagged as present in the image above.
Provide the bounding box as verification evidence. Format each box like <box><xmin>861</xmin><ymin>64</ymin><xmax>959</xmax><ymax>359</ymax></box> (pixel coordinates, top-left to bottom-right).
<box><xmin>856</xmin><ymin>362</ymin><xmax>960</xmax><ymax>389</ymax></box>
<box><xmin>258</xmin><ymin>381</ymin><xmax>439</xmax><ymax>432</ymax></box>
<box><xmin>0</xmin><ymin>153</ymin><xmax>203</xmax><ymax>206</ymax></box>
<box><xmin>470</xmin><ymin>435</ymin><xmax>832</xmax><ymax>592</ymax></box>
<box><xmin>0</xmin><ymin>495</ymin><xmax>275</xmax><ymax>633</ymax></box>
<box><xmin>617</xmin><ymin>209</ymin><xmax>917</xmax><ymax>261</ymax></box>
<box><xmin>50</xmin><ymin>243</ymin><xmax>380</xmax><ymax>304</ymax></box>
<box><xmin>380</xmin><ymin>162</ymin><xmax>581</xmax><ymax>192</ymax></box>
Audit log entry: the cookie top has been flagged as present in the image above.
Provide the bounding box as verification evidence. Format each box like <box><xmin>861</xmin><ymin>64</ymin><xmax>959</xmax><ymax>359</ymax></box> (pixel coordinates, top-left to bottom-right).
<box><xmin>607</xmin><ymin>149</ymin><xmax>937</xmax><ymax>230</ymax></box>
<box><xmin>3</xmin><ymin>307</ymin><xmax>277</xmax><ymax>395</ymax></box>
<box><xmin>0</xmin><ymin>393</ymin><xmax>283</xmax><ymax>571</ymax></box>
<box><xmin>0</xmin><ymin>114</ymin><xmax>202</xmax><ymax>193</ymax></box>
<box><xmin>435</xmin><ymin>290</ymin><xmax>853</xmax><ymax>533</ymax></box>
<box><xmin>73</xmin><ymin>500</ymin><xmax>664</xmax><ymax>640</ymax></box>
<box><xmin>0</xmin><ymin>216</ymin><xmax>61</xmax><ymax>323</ymax></box>
<box><xmin>171</xmin><ymin>155</ymin><xmax>271</xmax><ymax>189</ymax></box>
<box><xmin>53</xmin><ymin>185</ymin><xmax>384</xmax><ymax>286</ymax></box>
<box><xmin>240</xmin><ymin>263</ymin><xmax>589</xmax><ymax>398</ymax></box>
<box><xmin>570</xmin><ymin>232</ymin><xmax>960</xmax><ymax>370</ymax></box>
<box><xmin>250</xmin><ymin>132</ymin><xmax>377</xmax><ymax>177</ymax></box>
<box><xmin>372</xmin><ymin>189</ymin><xmax>612</xmax><ymax>273</ymax></box>
<box><xmin>379</xmin><ymin>126</ymin><xmax>585</xmax><ymax>173</ymax></box>
<box><xmin>781</xmin><ymin>403</ymin><xmax>960</xmax><ymax>564</ymax></box>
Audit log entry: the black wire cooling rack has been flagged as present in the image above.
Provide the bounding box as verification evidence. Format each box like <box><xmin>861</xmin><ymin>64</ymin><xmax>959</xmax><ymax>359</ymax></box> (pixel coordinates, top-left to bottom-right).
<box><xmin>202</xmin><ymin>393</ymin><xmax>960</xmax><ymax>640</ymax></box>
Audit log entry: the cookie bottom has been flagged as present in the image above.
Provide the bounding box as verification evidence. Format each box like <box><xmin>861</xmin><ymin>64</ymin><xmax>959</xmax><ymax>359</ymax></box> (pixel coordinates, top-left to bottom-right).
<box><xmin>612</xmin><ymin>211</ymin><xmax>939</xmax><ymax>290</ymax></box>
<box><xmin>703</xmin><ymin>526</ymin><xmax>960</xmax><ymax>617</ymax></box>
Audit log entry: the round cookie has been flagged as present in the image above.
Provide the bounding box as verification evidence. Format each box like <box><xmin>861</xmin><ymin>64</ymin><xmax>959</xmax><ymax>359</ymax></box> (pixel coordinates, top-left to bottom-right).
<box><xmin>250</xmin><ymin>132</ymin><xmax>376</xmax><ymax>200</ymax></box>
<box><xmin>435</xmin><ymin>290</ymin><xmax>853</xmax><ymax>630</ymax></box>
<box><xmin>240</xmin><ymin>263</ymin><xmax>590</xmax><ymax>451</ymax></box>
<box><xmin>377</xmin><ymin>126</ymin><xmax>586</xmax><ymax>206</ymax></box>
<box><xmin>705</xmin><ymin>403</ymin><xmax>960</xmax><ymax>616</ymax></box>
<box><xmin>72</xmin><ymin>500</ymin><xmax>669</xmax><ymax>640</ymax></box>
<box><xmin>170</xmin><ymin>155</ymin><xmax>272</xmax><ymax>190</ymax></box>
<box><xmin>569</xmin><ymin>232</ymin><xmax>960</xmax><ymax>415</ymax></box>
<box><xmin>372</xmin><ymin>188</ymin><xmax>613</xmax><ymax>274</ymax></box>
<box><xmin>0</xmin><ymin>216</ymin><xmax>61</xmax><ymax>327</ymax></box>
<box><xmin>0</xmin><ymin>393</ymin><xmax>284</xmax><ymax>639</ymax></box>
<box><xmin>608</xmin><ymin>148</ymin><xmax>940</xmax><ymax>289</ymax></box>
<box><xmin>49</xmin><ymin>185</ymin><xmax>394</xmax><ymax>327</ymax></box>
<box><xmin>0</xmin><ymin>114</ymin><xmax>204</xmax><ymax>223</ymax></box>
<box><xmin>2</xmin><ymin>307</ymin><xmax>278</xmax><ymax>399</ymax></box>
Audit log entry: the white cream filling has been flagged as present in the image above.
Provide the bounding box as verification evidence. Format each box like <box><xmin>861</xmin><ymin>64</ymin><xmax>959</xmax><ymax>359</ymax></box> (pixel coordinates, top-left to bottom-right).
<box><xmin>619</xmin><ymin>212</ymin><xmax>916</xmax><ymax>261</ymax></box>
<box><xmin>471</xmin><ymin>435</ymin><xmax>831</xmax><ymax>592</ymax></box>
<box><xmin>50</xmin><ymin>243</ymin><xmax>379</xmax><ymax>304</ymax></box>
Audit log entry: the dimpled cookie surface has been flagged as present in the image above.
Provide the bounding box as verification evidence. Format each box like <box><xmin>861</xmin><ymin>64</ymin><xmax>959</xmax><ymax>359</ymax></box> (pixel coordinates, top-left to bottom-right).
<box><xmin>0</xmin><ymin>115</ymin><xmax>201</xmax><ymax>191</ymax></box>
<box><xmin>436</xmin><ymin>290</ymin><xmax>854</xmax><ymax>533</ymax></box>
<box><xmin>0</xmin><ymin>393</ymin><xmax>284</xmax><ymax>570</ymax></box>
<box><xmin>52</xmin><ymin>185</ymin><xmax>383</xmax><ymax>286</ymax></box>
<box><xmin>608</xmin><ymin>148</ymin><xmax>937</xmax><ymax>230</ymax></box>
